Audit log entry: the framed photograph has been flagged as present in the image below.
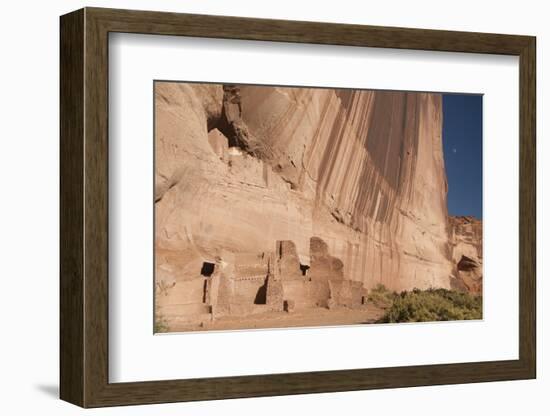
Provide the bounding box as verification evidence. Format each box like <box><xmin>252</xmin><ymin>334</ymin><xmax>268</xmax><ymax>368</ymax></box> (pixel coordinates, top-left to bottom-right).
<box><xmin>60</xmin><ymin>7</ymin><xmax>536</xmax><ymax>408</ymax></box>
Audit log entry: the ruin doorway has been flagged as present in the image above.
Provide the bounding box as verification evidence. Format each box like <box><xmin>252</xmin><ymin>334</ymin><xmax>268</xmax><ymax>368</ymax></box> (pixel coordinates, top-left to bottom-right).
<box><xmin>254</xmin><ymin>278</ymin><xmax>268</xmax><ymax>304</ymax></box>
<box><xmin>201</xmin><ymin>261</ymin><xmax>215</xmax><ymax>277</ymax></box>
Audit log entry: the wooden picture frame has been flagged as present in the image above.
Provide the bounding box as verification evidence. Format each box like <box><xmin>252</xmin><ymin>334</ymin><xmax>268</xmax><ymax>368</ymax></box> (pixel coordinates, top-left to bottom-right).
<box><xmin>60</xmin><ymin>7</ymin><xmax>536</xmax><ymax>408</ymax></box>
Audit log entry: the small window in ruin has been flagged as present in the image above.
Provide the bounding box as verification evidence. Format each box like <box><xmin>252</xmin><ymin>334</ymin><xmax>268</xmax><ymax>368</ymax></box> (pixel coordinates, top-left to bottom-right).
<box><xmin>200</xmin><ymin>262</ymin><xmax>215</xmax><ymax>277</ymax></box>
<box><xmin>300</xmin><ymin>264</ymin><xmax>310</xmax><ymax>276</ymax></box>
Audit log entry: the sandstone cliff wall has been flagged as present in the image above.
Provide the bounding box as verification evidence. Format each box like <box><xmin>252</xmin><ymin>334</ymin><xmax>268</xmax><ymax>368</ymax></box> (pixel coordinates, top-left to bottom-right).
<box><xmin>448</xmin><ymin>216</ymin><xmax>483</xmax><ymax>294</ymax></box>
<box><xmin>155</xmin><ymin>82</ymin><xmax>454</xmax><ymax>296</ymax></box>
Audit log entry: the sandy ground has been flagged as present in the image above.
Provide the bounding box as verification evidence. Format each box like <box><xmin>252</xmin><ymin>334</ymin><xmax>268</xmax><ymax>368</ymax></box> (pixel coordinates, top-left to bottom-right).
<box><xmin>168</xmin><ymin>305</ymin><xmax>386</xmax><ymax>333</ymax></box>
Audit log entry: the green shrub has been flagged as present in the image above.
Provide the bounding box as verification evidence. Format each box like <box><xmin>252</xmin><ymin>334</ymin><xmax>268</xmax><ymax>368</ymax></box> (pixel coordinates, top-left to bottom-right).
<box><xmin>379</xmin><ymin>288</ymin><xmax>482</xmax><ymax>323</ymax></box>
<box><xmin>367</xmin><ymin>283</ymin><xmax>398</xmax><ymax>308</ymax></box>
<box><xmin>154</xmin><ymin>315</ymin><xmax>169</xmax><ymax>333</ymax></box>
<box><xmin>368</xmin><ymin>283</ymin><xmax>399</xmax><ymax>309</ymax></box>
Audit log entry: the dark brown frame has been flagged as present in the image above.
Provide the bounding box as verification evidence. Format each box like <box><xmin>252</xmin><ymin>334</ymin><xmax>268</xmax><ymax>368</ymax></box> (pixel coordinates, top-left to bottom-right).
<box><xmin>60</xmin><ymin>7</ymin><xmax>536</xmax><ymax>408</ymax></box>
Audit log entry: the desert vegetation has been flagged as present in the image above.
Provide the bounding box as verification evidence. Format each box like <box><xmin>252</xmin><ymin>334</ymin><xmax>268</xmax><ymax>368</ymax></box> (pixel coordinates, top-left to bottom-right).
<box><xmin>369</xmin><ymin>285</ymin><xmax>482</xmax><ymax>323</ymax></box>
<box><xmin>154</xmin><ymin>316</ymin><xmax>169</xmax><ymax>333</ymax></box>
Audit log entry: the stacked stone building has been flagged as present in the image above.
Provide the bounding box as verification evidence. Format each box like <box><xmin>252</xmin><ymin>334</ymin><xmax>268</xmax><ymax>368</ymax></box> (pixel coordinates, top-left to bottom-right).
<box><xmin>157</xmin><ymin>237</ymin><xmax>367</xmax><ymax>325</ymax></box>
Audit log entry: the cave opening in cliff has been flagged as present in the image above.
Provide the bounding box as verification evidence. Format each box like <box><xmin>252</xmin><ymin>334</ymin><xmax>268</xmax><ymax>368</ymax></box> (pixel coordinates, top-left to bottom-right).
<box><xmin>457</xmin><ymin>255</ymin><xmax>478</xmax><ymax>272</ymax></box>
<box><xmin>200</xmin><ymin>262</ymin><xmax>215</xmax><ymax>277</ymax></box>
<box><xmin>300</xmin><ymin>264</ymin><xmax>310</xmax><ymax>276</ymax></box>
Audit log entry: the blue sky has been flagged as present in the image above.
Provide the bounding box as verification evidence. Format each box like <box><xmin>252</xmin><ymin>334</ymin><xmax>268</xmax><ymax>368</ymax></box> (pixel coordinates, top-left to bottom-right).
<box><xmin>442</xmin><ymin>94</ymin><xmax>483</xmax><ymax>219</ymax></box>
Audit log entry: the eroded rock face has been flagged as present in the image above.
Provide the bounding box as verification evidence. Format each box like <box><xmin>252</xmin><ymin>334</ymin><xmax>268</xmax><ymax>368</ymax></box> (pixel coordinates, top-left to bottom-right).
<box><xmin>448</xmin><ymin>216</ymin><xmax>483</xmax><ymax>294</ymax></box>
<box><xmin>154</xmin><ymin>82</ymin><xmax>475</xmax><ymax>321</ymax></box>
